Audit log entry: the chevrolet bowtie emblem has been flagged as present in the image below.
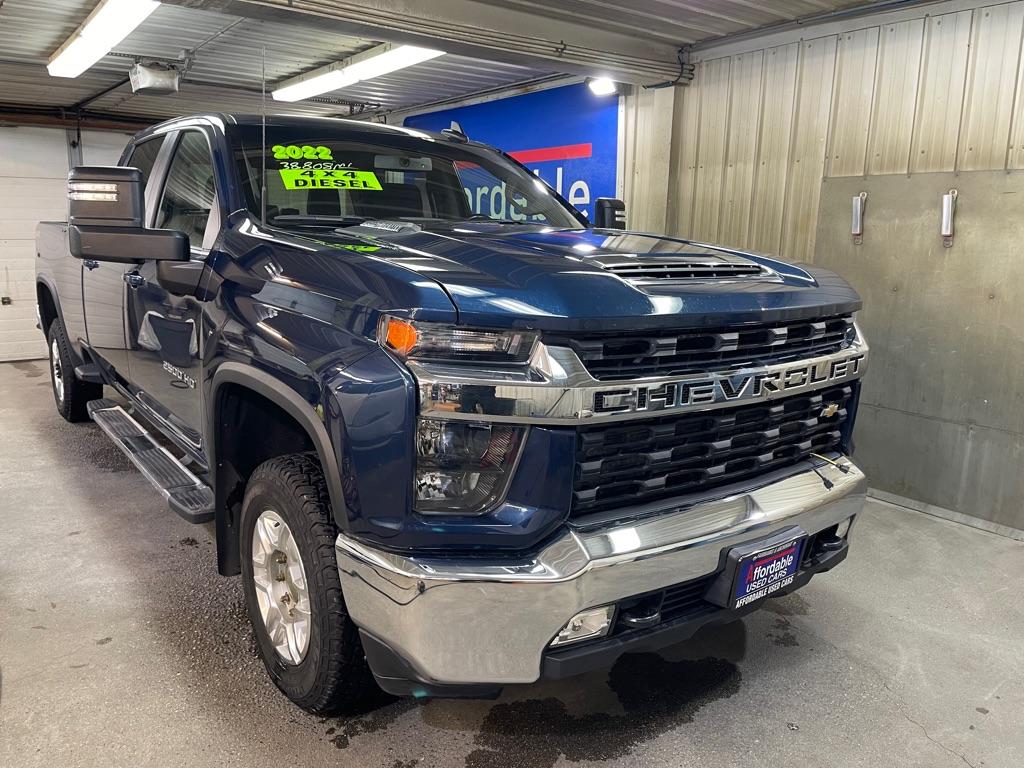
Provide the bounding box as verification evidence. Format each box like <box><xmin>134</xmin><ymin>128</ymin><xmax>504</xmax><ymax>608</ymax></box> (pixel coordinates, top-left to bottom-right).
<box><xmin>821</xmin><ymin>403</ymin><xmax>840</xmax><ymax>418</ymax></box>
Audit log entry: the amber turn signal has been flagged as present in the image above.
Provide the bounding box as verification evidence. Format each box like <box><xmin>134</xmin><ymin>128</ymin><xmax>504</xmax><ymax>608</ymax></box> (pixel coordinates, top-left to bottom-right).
<box><xmin>381</xmin><ymin>317</ymin><xmax>418</xmax><ymax>356</ymax></box>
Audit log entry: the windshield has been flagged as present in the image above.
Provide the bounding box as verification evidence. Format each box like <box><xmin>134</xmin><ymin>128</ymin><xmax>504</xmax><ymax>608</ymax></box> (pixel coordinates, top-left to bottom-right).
<box><xmin>230</xmin><ymin>125</ymin><xmax>586</xmax><ymax>230</ymax></box>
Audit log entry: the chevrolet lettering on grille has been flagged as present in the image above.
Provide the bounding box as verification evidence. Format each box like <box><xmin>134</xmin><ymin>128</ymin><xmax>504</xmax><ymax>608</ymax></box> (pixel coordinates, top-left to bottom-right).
<box><xmin>592</xmin><ymin>352</ymin><xmax>866</xmax><ymax>416</ymax></box>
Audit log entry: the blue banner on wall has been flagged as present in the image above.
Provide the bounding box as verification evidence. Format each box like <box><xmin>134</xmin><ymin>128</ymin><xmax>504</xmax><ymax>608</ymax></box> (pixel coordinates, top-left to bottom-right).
<box><xmin>403</xmin><ymin>83</ymin><xmax>618</xmax><ymax>221</ymax></box>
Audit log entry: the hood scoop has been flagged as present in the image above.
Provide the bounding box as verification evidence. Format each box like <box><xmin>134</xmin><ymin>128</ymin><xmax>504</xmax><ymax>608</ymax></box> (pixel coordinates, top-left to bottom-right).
<box><xmin>592</xmin><ymin>252</ymin><xmax>769</xmax><ymax>283</ymax></box>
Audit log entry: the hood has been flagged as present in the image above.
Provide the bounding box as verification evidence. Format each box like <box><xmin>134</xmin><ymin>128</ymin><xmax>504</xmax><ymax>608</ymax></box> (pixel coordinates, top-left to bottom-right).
<box><xmin>318</xmin><ymin>222</ymin><xmax>861</xmax><ymax>332</ymax></box>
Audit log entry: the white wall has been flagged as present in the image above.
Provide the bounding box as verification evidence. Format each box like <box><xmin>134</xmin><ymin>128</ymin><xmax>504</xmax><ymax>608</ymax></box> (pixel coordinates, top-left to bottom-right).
<box><xmin>0</xmin><ymin>126</ymin><xmax>131</xmax><ymax>361</ymax></box>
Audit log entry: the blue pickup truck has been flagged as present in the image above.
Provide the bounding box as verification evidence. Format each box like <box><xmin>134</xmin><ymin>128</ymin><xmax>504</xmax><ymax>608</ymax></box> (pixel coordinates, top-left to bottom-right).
<box><xmin>36</xmin><ymin>114</ymin><xmax>868</xmax><ymax>713</ymax></box>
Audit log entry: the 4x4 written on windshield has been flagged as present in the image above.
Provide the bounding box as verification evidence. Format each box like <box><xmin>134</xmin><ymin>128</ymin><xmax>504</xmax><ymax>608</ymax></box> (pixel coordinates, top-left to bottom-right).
<box><xmin>278</xmin><ymin>168</ymin><xmax>383</xmax><ymax>191</ymax></box>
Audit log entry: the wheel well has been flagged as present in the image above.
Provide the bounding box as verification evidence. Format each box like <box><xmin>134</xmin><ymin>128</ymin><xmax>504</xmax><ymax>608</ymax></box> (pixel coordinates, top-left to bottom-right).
<box><xmin>213</xmin><ymin>383</ymin><xmax>316</xmax><ymax>576</ymax></box>
<box><xmin>37</xmin><ymin>282</ymin><xmax>58</xmax><ymax>334</ymax></box>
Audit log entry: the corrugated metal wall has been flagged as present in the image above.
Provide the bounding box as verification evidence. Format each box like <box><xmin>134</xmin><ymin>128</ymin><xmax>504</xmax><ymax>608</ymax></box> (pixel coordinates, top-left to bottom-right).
<box><xmin>621</xmin><ymin>0</ymin><xmax>1024</xmax><ymax>533</ymax></box>
<box><xmin>626</xmin><ymin>0</ymin><xmax>1024</xmax><ymax>259</ymax></box>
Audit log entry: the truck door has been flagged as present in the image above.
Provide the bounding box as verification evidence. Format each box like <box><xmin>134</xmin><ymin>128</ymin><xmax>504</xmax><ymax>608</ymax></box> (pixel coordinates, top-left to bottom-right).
<box><xmin>124</xmin><ymin>129</ymin><xmax>218</xmax><ymax>453</ymax></box>
<box><xmin>82</xmin><ymin>135</ymin><xmax>166</xmax><ymax>382</ymax></box>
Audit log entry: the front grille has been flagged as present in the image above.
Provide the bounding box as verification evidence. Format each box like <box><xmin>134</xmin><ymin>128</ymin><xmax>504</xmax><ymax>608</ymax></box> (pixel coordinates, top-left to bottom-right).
<box><xmin>572</xmin><ymin>384</ymin><xmax>852</xmax><ymax>515</ymax></box>
<box><xmin>546</xmin><ymin>314</ymin><xmax>855</xmax><ymax>380</ymax></box>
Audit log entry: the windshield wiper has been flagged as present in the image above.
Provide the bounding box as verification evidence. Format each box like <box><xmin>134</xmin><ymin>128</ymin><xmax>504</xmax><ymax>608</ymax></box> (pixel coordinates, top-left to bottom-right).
<box><xmin>465</xmin><ymin>216</ymin><xmax>544</xmax><ymax>225</ymax></box>
<box><xmin>268</xmin><ymin>214</ymin><xmax>368</xmax><ymax>227</ymax></box>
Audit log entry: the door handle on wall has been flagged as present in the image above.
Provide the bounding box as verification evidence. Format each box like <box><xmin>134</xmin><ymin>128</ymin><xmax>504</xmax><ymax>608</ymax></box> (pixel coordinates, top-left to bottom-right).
<box><xmin>941</xmin><ymin>189</ymin><xmax>957</xmax><ymax>248</ymax></box>
<box><xmin>123</xmin><ymin>272</ymin><xmax>146</xmax><ymax>289</ymax></box>
<box><xmin>851</xmin><ymin>192</ymin><xmax>867</xmax><ymax>245</ymax></box>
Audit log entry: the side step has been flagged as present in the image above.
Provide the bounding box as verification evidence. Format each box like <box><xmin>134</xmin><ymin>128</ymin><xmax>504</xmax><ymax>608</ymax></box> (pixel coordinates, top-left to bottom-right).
<box><xmin>87</xmin><ymin>398</ymin><xmax>214</xmax><ymax>524</ymax></box>
<box><xmin>74</xmin><ymin>363</ymin><xmax>104</xmax><ymax>384</ymax></box>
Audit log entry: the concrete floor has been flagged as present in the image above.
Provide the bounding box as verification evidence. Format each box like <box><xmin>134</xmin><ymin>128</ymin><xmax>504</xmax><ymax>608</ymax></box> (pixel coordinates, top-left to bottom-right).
<box><xmin>0</xmin><ymin>360</ymin><xmax>1021</xmax><ymax>768</ymax></box>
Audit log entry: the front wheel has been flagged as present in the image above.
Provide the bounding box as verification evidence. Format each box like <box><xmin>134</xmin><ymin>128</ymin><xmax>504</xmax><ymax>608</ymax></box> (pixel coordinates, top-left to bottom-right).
<box><xmin>240</xmin><ymin>453</ymin><xmax>377</xmax><ymax>715</ymax></box>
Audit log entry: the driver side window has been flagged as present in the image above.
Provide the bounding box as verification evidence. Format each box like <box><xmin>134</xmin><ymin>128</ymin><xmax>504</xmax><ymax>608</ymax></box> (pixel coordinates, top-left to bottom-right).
<box><xmin>156</xmin><ymin>131</ymin><xmax>216</xmax><ymax>250</ymax></box>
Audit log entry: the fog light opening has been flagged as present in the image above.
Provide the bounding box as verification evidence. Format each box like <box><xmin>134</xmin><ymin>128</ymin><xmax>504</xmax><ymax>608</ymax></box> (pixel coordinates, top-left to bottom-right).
<box><xmin>550</xmin><ymin>605</ymin><xmax>615</xmax><ymax>647</ymax></box>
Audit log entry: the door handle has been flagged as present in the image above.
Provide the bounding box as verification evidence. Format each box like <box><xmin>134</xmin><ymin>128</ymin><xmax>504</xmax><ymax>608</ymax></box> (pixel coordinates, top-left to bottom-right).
<box><xmin>83</xmin><ymin>259</ymin><xmax>99</xmax><ymax>270</ymax></box>
<box><xmin>123</xmin><ymin>272</ymin><xmax>146</xmax><ymax>289</ymax></box>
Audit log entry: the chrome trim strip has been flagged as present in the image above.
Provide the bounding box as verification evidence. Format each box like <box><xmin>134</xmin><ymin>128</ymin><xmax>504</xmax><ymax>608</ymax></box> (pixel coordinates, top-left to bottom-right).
<box><xmin>335</xmin><ymin>457</ymin><xmax>867</xmax><ymax>684</ymax></box>
<box><xmin>411</xmin><ymin>331</ymin><xmax>868</xmax><ymax>425</ymax></box>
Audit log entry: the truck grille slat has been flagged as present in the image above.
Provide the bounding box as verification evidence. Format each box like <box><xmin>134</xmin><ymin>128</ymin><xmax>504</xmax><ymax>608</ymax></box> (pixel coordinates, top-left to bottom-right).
<box><xmin>547</xmin><ymin>314</ymin><xmax>854</xmax><ymax>380</ymax></box>
<box><xmin>572</xmin><ymin>385</ymin><xmax>852</xmax><ymax>515</ymax></box>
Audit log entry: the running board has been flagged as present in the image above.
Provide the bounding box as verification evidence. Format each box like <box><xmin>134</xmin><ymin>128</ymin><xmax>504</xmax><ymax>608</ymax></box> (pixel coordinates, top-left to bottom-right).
<box><xmin>87</xmin><ymin>398</ymin><xmax>214</xmax><ymax>524</ymax></box>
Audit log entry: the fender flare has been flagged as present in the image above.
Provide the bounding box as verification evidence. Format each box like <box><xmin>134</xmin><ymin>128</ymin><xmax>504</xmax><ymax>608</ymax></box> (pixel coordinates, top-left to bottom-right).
<box><xmin>208</xmin><ymin>362</ymin><xmax>348</xmax><ymax>522</ymax></box>
<box><xmin>36</xmin><ymin>275</ymin><xmax>66</xmax><ymax>334</ymax></box>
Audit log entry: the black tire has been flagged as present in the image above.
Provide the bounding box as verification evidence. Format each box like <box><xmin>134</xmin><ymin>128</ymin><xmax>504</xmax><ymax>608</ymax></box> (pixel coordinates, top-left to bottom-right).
<box><xmin>47</xmin><ymin>319</ymin><xmax>101</xmax><ymax>422</ymax></box>
<box><xmin>240</xmin><ymin>453</ymin><xmax>378</xmax><ymax>715</ymax></box>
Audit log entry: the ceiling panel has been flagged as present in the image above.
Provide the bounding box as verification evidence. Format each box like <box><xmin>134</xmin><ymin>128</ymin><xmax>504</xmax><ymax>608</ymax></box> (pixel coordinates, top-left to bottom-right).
<box><xmin>0</xmin><ymin>0</ymin><xmax>555</xmax><ymax>121</ymax></box>
<box><xmin>472</xmin><ymin>0</ymin><xmax>880</xmax><ymax>45</ymax></box>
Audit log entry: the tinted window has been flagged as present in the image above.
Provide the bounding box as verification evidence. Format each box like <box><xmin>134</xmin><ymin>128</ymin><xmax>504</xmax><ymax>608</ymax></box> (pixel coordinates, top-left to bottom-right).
<box><xmin>156</xmin><ymin>131</ymin><xmax>216</xmax><ymax>248</ymax></box>
<box><xmin>126</xmin><ymin>136</ymin><xmax>165</xmax><ymax>184</ymax></box>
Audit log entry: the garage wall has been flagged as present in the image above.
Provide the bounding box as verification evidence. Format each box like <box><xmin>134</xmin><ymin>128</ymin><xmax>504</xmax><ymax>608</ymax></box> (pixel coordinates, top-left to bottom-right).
<box><xmin>635</xmin><ymin>0</ymin><xmax>1024</xmax><ymax>259</ymax></box>
<box><xmin>619</xmin><ymin>0</ymin><xmax>1024</xmax><ymax>534</ymax></box>
<box><xmin>0</xmin><ymin>126</ymin><xmax>131</xmax><ymax>362</ymax></box>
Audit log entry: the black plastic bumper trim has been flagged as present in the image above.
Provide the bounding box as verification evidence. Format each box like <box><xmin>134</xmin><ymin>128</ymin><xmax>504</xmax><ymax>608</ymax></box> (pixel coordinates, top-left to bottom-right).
<box><xmin>540</xmin><ymin>540</ymin><xmax>848</xmax><ymax>681</ymax></box>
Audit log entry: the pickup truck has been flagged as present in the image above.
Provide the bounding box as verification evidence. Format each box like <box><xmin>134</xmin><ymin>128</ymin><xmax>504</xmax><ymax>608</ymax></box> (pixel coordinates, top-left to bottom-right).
<box><xmin>36</xmin><ymin>114</ymin><xmax>868</xmax><ymax>714</ymax></box>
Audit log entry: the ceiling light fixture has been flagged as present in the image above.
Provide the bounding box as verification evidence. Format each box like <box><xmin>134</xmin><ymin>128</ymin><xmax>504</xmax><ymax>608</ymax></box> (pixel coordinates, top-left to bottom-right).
<box><xmin>48</xmin><ymin>0</ymin><xmax>160</xmax><ymax>78</ymax></box>
<box><xmin>586</xmin><ymin>77</ymin><xmax>619</xmax><ymax>96</ymax></box>
<box><xmin>273</xmin><ymin>43</ymin><xmax>444</xmax><ymax>102</ymax></box>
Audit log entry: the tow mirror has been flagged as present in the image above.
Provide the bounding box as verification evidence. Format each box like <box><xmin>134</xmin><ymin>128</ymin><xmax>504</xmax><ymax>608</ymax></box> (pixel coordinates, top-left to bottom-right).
<box><xmin>68</xmin><ymin>166</ymin><xmax>188</xmax><ymax>264</ymax></box>
<box><xmin>594</xmin><ymin>198</ymin><xmax>626</xmax><ymax>230</ymax></box>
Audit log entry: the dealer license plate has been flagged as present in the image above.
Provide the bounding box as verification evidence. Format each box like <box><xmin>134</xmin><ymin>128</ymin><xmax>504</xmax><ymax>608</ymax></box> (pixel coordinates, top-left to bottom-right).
<box><xmin>731</xmin><ymin>536</ymin><xmax>805</xmax><ymax>610</ymax></box>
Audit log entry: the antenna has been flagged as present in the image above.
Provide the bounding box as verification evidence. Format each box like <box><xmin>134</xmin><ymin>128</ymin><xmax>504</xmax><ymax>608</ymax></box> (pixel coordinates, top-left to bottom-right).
<box><xmin>260</xmin><ymin>45</ymin><xmax>267</xmax><ymax>227</ymax></box>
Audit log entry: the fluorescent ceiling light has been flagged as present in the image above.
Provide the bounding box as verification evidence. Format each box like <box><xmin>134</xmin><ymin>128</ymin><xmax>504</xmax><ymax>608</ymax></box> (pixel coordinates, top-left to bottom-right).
<box><xmin>273</xmin><ymin>43</ymin><xmax>444</xmax><ymax>102</ymax></box>
<box><xmin>586</xmin><ymin>77</ymin><xmax>619</xmax><ymax>96</ymax></box>
<box><xmin>48</xmin><ymin>0</ymin><xmax>160</xmax><ymax>78</ymax></box>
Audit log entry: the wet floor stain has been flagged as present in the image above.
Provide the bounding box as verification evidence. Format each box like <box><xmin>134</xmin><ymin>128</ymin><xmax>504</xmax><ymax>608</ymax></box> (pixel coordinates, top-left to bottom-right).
<box><xmin>764</xmin><ymin>592</ymin><xmax>810</xmax><ymax>617</ymax></box>
<box><xmin>96</xmin><ymin>636</ymin><xmax>113</xmax><ymax>645</ymax></box>
<box><xmin>463</xmin><ymin>653</ymin><xmax>741</xmax><ymax>768</ymax></box>
<box><xmin>12</xmin><ymin>361</ymin><xmax>43</xmax><ymax>379</ymax></box>
<box><xmin>768</xmin><ymin>617</ymin><xmax>800</xmax><ymax>647</ymax></box>
<box><xmin>328</xmin><ymin>697</ymin><xmax>418</xmax><ymax>749</ymax></box>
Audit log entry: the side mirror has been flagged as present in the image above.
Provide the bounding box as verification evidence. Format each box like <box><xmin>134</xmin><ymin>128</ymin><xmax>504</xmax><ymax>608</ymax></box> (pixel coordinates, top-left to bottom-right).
<box><xmin>594</xmin><ymin>198</ymin><xmax>626</xmax><ymax>229</ymax></box>
<box><xmin>68</xmin><ymin>166</ymin><xmax>188</xmax><ymax>264</ymax></box>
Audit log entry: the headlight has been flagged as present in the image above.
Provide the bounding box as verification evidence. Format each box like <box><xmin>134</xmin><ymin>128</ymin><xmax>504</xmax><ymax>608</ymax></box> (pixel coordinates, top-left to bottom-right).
<box><xmin>379</xmin><ymin>316</ymin><xmax>537</xmax><ymax>364</ymax></box>
<box><xmin>414</xmin><ymin>418</ymin><xmax>525</xmax><ymax>515</ymax></box>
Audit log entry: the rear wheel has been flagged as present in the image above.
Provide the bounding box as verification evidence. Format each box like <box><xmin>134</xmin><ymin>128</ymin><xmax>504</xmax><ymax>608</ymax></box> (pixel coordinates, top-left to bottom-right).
<box><xmin>240</xmin><ymin>453</ymin><xmax>377</xmax><ymax>715</ymax></box>
<box><xmin>47</xmin><ymin>319</ymin><xmax>101</xmax><ymax>422</ymax></box>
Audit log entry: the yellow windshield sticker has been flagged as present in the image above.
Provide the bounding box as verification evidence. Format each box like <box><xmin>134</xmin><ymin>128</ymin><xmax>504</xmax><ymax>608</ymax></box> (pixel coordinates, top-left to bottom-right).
<box><xmin>272</xmin><ymin>144</ymin><xmax>333</xmax><ymax>160</ymax></box>
<box><xmin>278</xmin><ymin>168</ymin><xmax>383</xmax><ymax>191</ymax></box>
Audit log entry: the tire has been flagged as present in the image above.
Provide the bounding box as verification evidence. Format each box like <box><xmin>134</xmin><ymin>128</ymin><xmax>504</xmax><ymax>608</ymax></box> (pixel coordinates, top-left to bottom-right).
<box><xmin>240</xmin><ymin>453</ymin><xmax>377</xmax><ymax>715</ymax></box>
<box><xmin>47</xmin><ymin>319</ymin><xmax>101</xmax><ymax>422</ymax></box>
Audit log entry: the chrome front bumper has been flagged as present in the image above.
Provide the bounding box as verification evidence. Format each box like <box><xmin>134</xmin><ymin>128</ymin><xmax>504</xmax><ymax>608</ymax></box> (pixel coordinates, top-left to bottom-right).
<box><xmin>335</xmin><ymin>457</ymin><xmax>866</xmax><ymax>687</ymax></box>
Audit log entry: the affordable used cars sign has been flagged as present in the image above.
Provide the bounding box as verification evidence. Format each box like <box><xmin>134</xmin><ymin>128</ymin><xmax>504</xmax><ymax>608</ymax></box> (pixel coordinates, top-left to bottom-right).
<box><xmin>403</xmin><ymin>83</ymin><xmax>618</xmax><ymax>222</ymax></box>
